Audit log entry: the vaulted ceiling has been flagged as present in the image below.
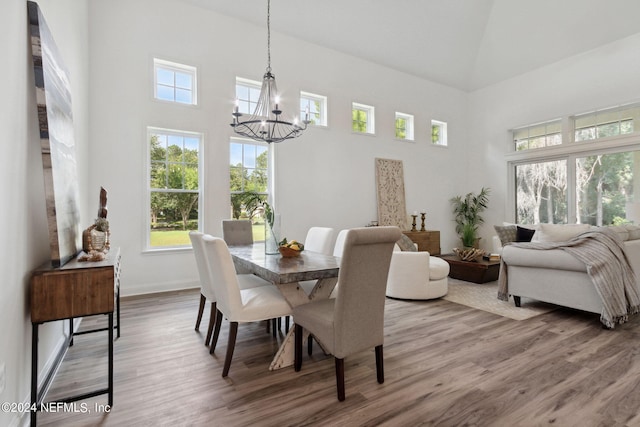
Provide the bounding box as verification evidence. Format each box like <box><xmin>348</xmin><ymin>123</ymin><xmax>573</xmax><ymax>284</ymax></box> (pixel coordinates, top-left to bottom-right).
<box><xmin>180</xmin><ymin>0</ymin><xmax>640</xmax><ymax>92</ymax></box>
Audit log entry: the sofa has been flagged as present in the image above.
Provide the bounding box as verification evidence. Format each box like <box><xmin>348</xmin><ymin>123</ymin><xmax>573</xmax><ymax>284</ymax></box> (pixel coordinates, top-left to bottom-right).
<box><xmin>498</xmin><ymin>223</ymin><xmax>640</xmax><ymax>320</ymax></box>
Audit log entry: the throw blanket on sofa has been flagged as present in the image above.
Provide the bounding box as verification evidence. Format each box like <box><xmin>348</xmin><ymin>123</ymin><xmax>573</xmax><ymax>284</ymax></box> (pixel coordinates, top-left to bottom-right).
<box><xmin>498</xmin><ymin>227</ymin><xmax>640</xmax><ymax>328</ymax></box>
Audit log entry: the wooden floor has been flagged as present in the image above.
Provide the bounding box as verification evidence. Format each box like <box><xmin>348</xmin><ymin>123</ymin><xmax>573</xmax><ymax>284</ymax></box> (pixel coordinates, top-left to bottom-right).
<box><xmin>37</xmin><ymin>288</ymin><xmax>640</xmax><ymax>427</ymax></box>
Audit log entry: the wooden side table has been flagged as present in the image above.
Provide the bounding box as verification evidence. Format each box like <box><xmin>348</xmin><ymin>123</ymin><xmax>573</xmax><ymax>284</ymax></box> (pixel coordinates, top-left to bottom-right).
<box><xmin>402</xmin><ymin>230</ymin><xmax>440</xmax><ymax>255</ymax></box>
<box><xmin>30</xmin><ymin>248</ymin><xmax>121</xmax><ymax>426</ymax></box>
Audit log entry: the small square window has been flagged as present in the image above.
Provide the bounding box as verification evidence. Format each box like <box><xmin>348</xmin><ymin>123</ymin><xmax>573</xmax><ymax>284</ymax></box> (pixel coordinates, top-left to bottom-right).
<box><xmin>300</xmin><ymin>91</ymin><xmax>327</xmax><ymax>126</ymax></box>
<box><xmin>352</xmin><ymin>102</ymin><xmax>375</xmax><ymax>134</ymax></box>
<box><xmin>153</xmin><ymin>59</ymin><xmax>197</xmax><ymax>105</ymax></box>
<box><xmin>431</xmin><ymin>120</ymin><xmax>447</xmax><ymax>146</ymax></box>
<box><xmin>395</xmin><ymin>112</ymin><xmax>414</xmax><ymax>141</ymax></box>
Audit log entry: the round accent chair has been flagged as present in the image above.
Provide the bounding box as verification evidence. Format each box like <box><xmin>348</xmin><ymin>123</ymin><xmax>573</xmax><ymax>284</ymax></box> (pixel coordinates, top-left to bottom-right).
<box><xmin>386</xmin><ymin>243</ymin><xmax>449</xmax><ymax>300</ymax></box>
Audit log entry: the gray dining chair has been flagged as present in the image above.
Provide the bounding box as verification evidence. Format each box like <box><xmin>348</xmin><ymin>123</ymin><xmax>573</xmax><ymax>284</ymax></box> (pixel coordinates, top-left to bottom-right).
<box><xmin>203</xmin><ymin>235</ymin><xmax>292</xmax><ymax>377</ymax></box>
<box><xmin>222</xmin><ymin>219</ymin><xmax>254</xmax><ymax>246</ymax></box>
<box><xmin>293</xmin><ymin>226</ymin><xmax>401</xmax><ymax>401</ymax></box>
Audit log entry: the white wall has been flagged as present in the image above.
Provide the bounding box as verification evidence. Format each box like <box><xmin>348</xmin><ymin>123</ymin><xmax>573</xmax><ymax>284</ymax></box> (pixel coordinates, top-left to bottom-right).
<box><xmin>0</xmin><ymin>0</ymin><xmax>89</xmax><ymax>426</ymax></box>
<box><xmin>468</xmin><ymin>32</ymin><xmax>640</xmax><ymax>247</ymax></box>
<box><xmin>88</xmin><ymin>0</ymin><xmax>470</xmax><ymax>296</ymax></box>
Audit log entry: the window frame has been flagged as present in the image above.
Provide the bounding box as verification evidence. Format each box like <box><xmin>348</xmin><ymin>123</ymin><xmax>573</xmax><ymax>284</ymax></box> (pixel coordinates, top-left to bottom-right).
<box><xmin>352</xmin><ymin>102</ymin><xmax>375</xmax><ymax>135</ymax></box>
<box><xmin>300</xmin><ymin>91</ymin><xmax>328</xmax><ymax>127</ymax></box>
<box><xmin>145</xmin><ymin>127</ymin><xmax>204</xmax><ymax>252</ymax></box>
<box><xmin>431</xmin><ymin>120</ymin><xmax>448</xmax><ymax>146</ymax></box>
<box><xmin>395</xmin><ymin>112</ymin><xmax>414</xmax><ymax>141</ymax></box>
<box><xmin>153</xmin><ymin>58</ymin><xmax>197</xmax><ymax>106</ymax></box>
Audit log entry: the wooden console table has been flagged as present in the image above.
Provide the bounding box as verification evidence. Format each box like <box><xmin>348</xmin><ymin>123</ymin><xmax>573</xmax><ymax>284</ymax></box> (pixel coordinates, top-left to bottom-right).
<box><xmin>30</xmin><ymin>248</ymin><xmax>121</xmax><ymax>427</ymax></box>
<box><xmin>402</xmin><ymin>230</ymin><xmax>440</xmax><ymax>255</ymax></box>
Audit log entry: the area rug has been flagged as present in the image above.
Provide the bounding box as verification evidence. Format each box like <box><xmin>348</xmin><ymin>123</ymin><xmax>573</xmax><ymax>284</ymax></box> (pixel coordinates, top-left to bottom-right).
<box><xmin>443</xmin><ymin>278</ymin><xmax>556</xmax><ymax>320</ymax></box>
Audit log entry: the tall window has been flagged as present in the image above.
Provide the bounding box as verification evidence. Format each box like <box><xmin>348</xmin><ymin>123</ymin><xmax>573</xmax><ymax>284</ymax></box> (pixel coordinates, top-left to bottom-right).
<box><xmin>511</xmin><ymin>102</ymin><xmax>640</xmax><ymax>226</ymax></box>
<box><xmin>300</xmin><ymin>91</ymin><xmax>327</xmax><ymax>126</ymax></box>
<box><xmin>230</xmin><ymin>140</ymin><xmax>270</xmax><ymax>241</ymax></box>
<box><xmin>516</xmin><ymin>160</ymin><xmax>567</xmax><ymax>224</ymax></box>
<box><xmin>431</xmin><ymin>120</ymin><xmax>448</xmax><ymax>146</ymax></box>
<box><xmin>153</xmin><ymin>59</ymin><xmax>197</xmax><ymax>105</ymax></box>
<box><xmin>513</xmin><ymin>119</ymin><xmax>562</xmax><ymax>151</ymax></box>
<box><xmin>235</xmin><ymin>77</ymin><xmax>262</xmax><ymax>115</ymax></box>
<box><xmin>147</xmin><ymin>128</ymin><xmax>202</xmax><ymax>249</ymax></box>
<box><xmin>352</xmin><ymin>102</ymin><xmax>375</xmax><ymax>134</ymax></box>
<box><xmin>395</xmin><ymin>112</ymin><xmax>414</xmax><ymax>141</ymax></box>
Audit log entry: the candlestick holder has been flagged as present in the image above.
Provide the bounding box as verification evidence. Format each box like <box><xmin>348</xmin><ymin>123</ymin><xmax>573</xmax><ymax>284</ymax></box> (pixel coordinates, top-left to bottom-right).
<box><xmin>411</xmin><ymin>214</ymin><xmax>417</xmax><ymax>232</ymax></box>
<box><xmin>420</xmin><ymin>212</ymin><xmax>426</xmax><ymax>231</ymax></box>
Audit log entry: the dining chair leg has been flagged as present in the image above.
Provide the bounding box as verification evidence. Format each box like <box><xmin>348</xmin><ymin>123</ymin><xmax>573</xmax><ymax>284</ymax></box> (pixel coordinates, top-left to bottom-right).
<box><xmin>195</xmin><ymin>293</ymin><xmax>206</xmax><ymax>331</ymax></box>
<box><xmin>285</xmin><ymin>316</ymin><xmax>290</xmax><ymax>333</ymax></box>
<box><xmin>294</xmin><ymin>324</ymin><xmax>303</xmax><ymax>371</ymax></box>
<box><xmin>307</xmin><ymin>336</ymin><xmax>313</xmax><ymax>355</ymax></box>
<box><xmin>205</xmin><ymin>302</ymin><xmax>217</xmax><ymax>346</ymax></box>
<box><xmin>375</xmin><ymin>345</ymin><xmax>384</xmax><ymax>384</ymax></box>
<box><xmin>209</xmin><ymin>309</ymin><xmax>224</xmax><ymax>354</ymax></box>
<box><xmin>222</xmin><ymin>322</ymin><xmax>238</xmax><ymax>377</ymax></box>
<box><xmin>272</xmin><ymin>319</ymin><xmax>277</xmax><ymax>337</ymax></box>
<box><xmin>335</xmin><ymin>357</ymin><xmax>345</xmax><ymax>401</ymax></box>
<box><xmin>266</xmin><ymin>319</ymin><xmax>270</xmax><ymax>334</ymax></box>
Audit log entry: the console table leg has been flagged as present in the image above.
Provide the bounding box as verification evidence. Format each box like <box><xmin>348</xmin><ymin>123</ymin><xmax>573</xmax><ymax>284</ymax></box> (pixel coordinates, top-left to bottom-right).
<box><xmin>108</xmin><ymin>313</ymin><xmax>114</xmax><ymax>406</ymax></box>
<box><xmin>31</xmin><ymin>323</ymin><xmax>38</xmax><ymax>427</ymax></box>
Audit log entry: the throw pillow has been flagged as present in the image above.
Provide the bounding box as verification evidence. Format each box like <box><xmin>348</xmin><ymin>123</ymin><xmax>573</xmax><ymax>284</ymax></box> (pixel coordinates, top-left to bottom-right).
<box><xmin>396</xmin><ymin>234</ymin><xmax>418</xmax><ymax>251</ymax></box>
<box><xmin>536</xmin><ymin>223</ymin><xmax>591</xmax><ymax>242</ymax></box>
<box><xmin>516</xmin><ymin>226</ymin><xmax>536</xmax><ymax>242</ymax></box>
<box><xmin>494</xmin><ymin>225</ymin><xmax>517</xmax><ymax>246</ymax></box>
<box><xmin>624</xmin><ymin>224</ymin><xmax>640</xmax><ymax>240</ymax></box>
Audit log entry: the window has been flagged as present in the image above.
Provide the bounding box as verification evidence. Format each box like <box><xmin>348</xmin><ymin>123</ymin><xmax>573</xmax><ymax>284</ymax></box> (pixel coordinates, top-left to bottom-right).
<box><xmin>235</xmin><ymin>77</ymin><xmax>262</xmax><ymax>115</ymax></box>
<box><xmin>516</xmin><ymin>160</ymin><xmax>567</xmax><ymax>224</ymax></box>
<box><xmin>300</xmin><ymin>91</ymin><xmax>327</xmax><ymax>126</ymax></box>
<box><xmin>154</xmin><ymin>59</ymin><xmax>197</xmax><ymax>105</ymax></box>
<box><xmin>513</xmin><ymin>119</ymin><xmax>562</xmax><ymax>151</ymax></box>
<box><xmin>395</xmin><ymin>112</ymin><xmax>414</xmax><ymax>140</ymax></box>
<box><xmin>431</xmin><ymin>120</ymin><xmax>447</xmax><ymax>146</ymax></box>
<box><xmin>352</xmin><ymin>102</ymin><xmax>375</xmax><ymax>134</ymax></box>
<box><xmin>576</xmin><ymin>152</ymin><xmax>635</xmax><ymax>225</ymax></box>
<box><xmin>573</xmin><ymin>104</ymin><xmax>639</xmax><ymax>142</ymax></box>
<box><xmin>230</xmin><ymin>140</ymin><xmax>270</xmax><ymax>241</ymax></box>
<box><xmin>147</xmin><ymin>128</ymin><xmax>202</xmax><ymax>249</ymax></box>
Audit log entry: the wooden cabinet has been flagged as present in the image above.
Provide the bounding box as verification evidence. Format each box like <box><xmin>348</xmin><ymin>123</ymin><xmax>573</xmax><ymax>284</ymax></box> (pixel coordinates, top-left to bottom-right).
<box><xmin>30</xmin><ymin>248</ymin><xmax>121</xmax><ymax>426</ymax></box>
<box><xmin>402</xmin><ymin>230</ymin><xmax>440</xmax><ymax>255</ymax></box>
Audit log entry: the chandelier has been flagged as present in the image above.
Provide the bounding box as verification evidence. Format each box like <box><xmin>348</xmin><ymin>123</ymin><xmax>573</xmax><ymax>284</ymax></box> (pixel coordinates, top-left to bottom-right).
<box><xmin>230</xmin><ymin>0</ymin><xmax>310</xmax><ymax>144</ymax></box>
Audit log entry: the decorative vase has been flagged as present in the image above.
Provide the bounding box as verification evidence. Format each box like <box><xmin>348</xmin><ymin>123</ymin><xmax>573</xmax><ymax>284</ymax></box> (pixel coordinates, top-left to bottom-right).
<box><xmin>265</xmin><ymin>214</ymin><xmax>280</xmax><ymax>255</ymax></box>
<box><xmin>91</xmin><ymin>229</ymin><xmax>107</xmax><ymax>252</ymax></box>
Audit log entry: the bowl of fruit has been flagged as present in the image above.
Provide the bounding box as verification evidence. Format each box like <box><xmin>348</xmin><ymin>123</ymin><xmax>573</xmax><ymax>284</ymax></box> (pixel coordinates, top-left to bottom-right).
<box><xmin>278</xmin><ymin>238</ymin><xmax>304</xmax><ymax>257</ymax></box>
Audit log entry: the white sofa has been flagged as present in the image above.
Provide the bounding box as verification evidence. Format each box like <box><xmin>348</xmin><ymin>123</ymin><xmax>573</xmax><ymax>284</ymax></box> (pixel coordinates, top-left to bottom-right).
<box><xmin>500</xmin><ymin>224</ymin><xmax>640</xmax><ymax>315</ymax></box>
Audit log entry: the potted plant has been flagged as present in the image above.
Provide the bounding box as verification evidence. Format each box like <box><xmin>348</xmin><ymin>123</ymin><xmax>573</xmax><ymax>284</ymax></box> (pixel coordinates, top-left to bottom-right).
<box><xmin>450</xmin><ymin>187</ymin><xmax>490</xmax><ymax>248</ymax></box>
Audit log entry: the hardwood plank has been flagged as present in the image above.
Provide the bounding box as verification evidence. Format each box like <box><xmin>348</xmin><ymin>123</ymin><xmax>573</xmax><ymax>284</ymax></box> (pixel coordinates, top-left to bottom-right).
<box><xmin>37</xmin><ymin>288</ymin><xmax>640</xmax><ymax>426</ymax></box>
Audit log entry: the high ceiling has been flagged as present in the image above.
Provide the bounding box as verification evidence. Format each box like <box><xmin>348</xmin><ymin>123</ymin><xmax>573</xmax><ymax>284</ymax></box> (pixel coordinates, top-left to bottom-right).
<box><xmin>180</xmin><ymin>0</ymin><xmax>640</xmax><ymax>92</ymax></box>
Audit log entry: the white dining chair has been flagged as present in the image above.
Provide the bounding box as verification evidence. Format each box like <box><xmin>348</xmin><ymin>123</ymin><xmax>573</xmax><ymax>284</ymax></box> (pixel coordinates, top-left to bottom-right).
<box><xmin>299</xmin><ymin>227</ymin><xmax>335</xmax><ymax>297</ymax></box>
<box><xmin>189</xmin><ymin>231</ymin><xmax>218</xmax><ymax>346</ymax></box>
<box><xmin>203</xmin><ymin>235</ymin><xmax>292</xmax><ymax>377</ymax></box>
<box><xmin>293</xmin><ymin>226</ymin><xmax>401</xmax><ymax>401</ymax></box>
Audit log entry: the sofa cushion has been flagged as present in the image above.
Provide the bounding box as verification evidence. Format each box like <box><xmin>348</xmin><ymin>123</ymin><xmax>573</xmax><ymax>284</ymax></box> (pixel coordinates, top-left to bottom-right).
<box><xmin>494</xmin><ymin>225</ymin><xmax>517</xmax><ymax>246</ymax></box>
<box><xmin>429</xmin><ymin>256</ymin><xmax>450</xmax><ymax>280</ymax></box>
<box><xmin>536</xmin><ymin>223</ymin><xmax>591</xmax><ymax>242</ymax></box>
<box><xmin>606</xmin><ymin>225</ymin><xmax>630</xmax><ymax>241</ymax></box>
<box><xmin>516</xmin><ymin>226</ymin><xmax>536</xmax><ymax>242</ymax></box>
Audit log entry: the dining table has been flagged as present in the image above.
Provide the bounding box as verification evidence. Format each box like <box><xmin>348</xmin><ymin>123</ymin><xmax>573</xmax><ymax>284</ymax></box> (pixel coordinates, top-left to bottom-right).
<box><xmin>227</xmin><ymin>243</ymin><xmax>340</xmax><ymax>370</ymax></box>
